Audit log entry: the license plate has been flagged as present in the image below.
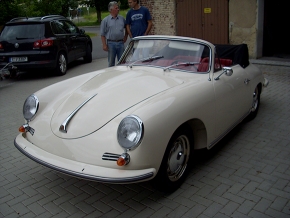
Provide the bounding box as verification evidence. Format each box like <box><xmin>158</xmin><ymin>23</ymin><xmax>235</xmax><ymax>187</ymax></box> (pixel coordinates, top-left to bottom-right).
<box><xmin>9</xmin><ymin>57</ymin><xmax>28</xmax><ymax>62</ymax></box>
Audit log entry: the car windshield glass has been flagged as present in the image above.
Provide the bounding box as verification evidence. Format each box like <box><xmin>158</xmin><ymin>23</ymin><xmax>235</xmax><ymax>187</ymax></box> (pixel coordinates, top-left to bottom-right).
<box><xmin>119</xmin><ymin>39</ymin><xmax>211</xmax><ymax>73</ymax></box>
<box><xmin>0</xmin><ymin>24</ymin><xmax>44</xmax><ymax>40</ymax></box>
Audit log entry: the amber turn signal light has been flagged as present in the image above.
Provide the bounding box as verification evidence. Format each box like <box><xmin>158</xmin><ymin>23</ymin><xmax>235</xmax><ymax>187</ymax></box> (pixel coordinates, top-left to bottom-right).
<box><xmin>117</xmin><ymin>153</ymin><xmax>130</xmax><ymax>166</ymax></box>
<box><xmin>19</xmin><ymin>125</ymin><xmax>26</xmax><ymax>132</ymax></box>
<box><xmin>117</xmin><ymin>157</ymin><xmax>126</xmax><ymax>166</ymax></box>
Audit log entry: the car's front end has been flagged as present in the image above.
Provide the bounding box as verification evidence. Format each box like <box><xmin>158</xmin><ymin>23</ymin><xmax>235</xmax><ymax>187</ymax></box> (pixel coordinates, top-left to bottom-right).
<box><xmin>15</xmin><ymin>132</ymin><xmax>157</xmax><ymax>183</ymax></box>
<box><xmin>14</xmin><ymin>63</ymin><xmax>191</xmax><ymax>184</ymax></box>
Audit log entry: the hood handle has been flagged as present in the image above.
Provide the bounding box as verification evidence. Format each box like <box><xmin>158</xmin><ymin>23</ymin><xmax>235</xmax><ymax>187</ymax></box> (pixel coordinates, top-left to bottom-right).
<box><xmin>59</xmin><ymin>93</ymin><xmax>98</xmax><ymax>133</ymax></box>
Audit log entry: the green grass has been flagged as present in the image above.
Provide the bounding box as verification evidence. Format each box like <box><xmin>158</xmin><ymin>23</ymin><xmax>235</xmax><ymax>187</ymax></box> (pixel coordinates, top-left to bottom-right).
<box><xmin>75</xmin><ymin>9</ymin><xmax>129</xmax><ymax>27</ymax></box>
<box><xmin>85</xmin><ymin>32</ymin><xmax>97</xmax><ymax>38</ymax></box>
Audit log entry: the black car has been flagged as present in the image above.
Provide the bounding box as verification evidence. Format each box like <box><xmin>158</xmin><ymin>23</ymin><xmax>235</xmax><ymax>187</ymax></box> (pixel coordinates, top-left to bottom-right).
<box><xmin>0</xmin><ymin>15</ymin><xmax>92</xmax><ymax>76</ymax></box>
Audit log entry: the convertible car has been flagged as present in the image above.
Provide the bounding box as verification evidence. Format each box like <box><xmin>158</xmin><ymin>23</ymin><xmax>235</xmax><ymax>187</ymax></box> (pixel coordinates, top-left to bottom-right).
<box><xmin>15</xmin><ymin>35</ymin><xmax>269</xmax><ymax>192</ymax></box>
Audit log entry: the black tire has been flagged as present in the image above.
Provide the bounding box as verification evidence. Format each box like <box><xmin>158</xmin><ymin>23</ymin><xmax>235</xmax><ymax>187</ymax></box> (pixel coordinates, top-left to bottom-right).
<box><xmin>83</xmin><ymin>44</ymin><xmax>92</xmax><ymax>63</ymax></box>
<box><xmin>55</xmin><ymin>52</ymin><xmax>67</xmax><ymax>76</ymax></box>
<box><xmin>247</xmin><ymin>86</ymin><xmax>260</xmax><ymax>121</ymax></box>
<box><xmin>153</xmin><ymin>126</ymin><xmax>193</xmax><ymax>192</ymax></box>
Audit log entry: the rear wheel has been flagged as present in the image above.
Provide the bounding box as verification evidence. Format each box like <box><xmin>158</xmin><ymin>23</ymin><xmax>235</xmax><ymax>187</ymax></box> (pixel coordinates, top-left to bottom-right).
<box><xmin>83</xmin><ymin>44</ymin><xmax>92</xmax><ymax>63</ymax></box>
<box><xmin>153</xmin><ymin>126</ymin><xmax>193</xmax><ymax>192</ymax></box>
<box><xmin>55</xmin><ymin>52</ymin><xmax>67</xmax><ymax>76</ymax></box>
<box><xmin>247</xmin><ymin>86</ymin><xmax>260</xmax><ymax>121</ymax></box>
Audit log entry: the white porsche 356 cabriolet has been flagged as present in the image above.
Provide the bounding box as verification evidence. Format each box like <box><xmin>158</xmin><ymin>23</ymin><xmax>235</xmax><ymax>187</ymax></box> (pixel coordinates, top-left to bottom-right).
<box><xmin>15</xmin><ymin>35</ymin><xmax>268</xmax><ymax>192</ymax></box>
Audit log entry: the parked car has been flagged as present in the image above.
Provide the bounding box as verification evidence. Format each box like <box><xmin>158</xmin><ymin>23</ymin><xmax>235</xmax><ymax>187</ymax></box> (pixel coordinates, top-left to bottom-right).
<box><xmin>0</xmin><ymin>15</ymin><xmax>92</xmax><ymax>76</ymax></box>
<box><xmin>14</xmin><ymin>35</ymin><xmax>269</xmax><ymax>192</ymax></box>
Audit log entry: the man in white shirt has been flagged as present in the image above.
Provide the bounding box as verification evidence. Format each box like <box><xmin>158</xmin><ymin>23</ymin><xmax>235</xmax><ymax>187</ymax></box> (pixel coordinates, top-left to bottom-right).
<box><xmin>101</xmin><ymin>1</ymin><xmax>128</xmax><ymax>67</ymax></box>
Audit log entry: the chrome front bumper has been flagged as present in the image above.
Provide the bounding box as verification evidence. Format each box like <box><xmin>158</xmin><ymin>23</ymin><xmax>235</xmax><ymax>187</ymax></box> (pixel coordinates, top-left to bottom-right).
<box><xmin>14</xmin><ymin>133</ymin><xmax>155</xmax><ymax>184</ymax></box>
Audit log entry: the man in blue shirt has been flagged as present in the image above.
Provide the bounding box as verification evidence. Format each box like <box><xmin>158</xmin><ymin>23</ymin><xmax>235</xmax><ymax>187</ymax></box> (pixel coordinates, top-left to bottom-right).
<box><xmin>126</xmin><ymin>0</ymin><xmax>153</xmax><ymax>38</ymax></box>
<box><xmin>101</xmin><ymin>1</ymin><xmax>128</xmax><ymax>67</ymax></box>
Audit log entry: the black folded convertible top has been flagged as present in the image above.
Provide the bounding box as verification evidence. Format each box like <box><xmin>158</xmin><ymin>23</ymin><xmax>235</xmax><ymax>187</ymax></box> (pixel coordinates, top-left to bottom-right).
<box><xmin>215</xmin><ymin>44</ymin><xmax>250</xmax><ymax>68</ymax></box>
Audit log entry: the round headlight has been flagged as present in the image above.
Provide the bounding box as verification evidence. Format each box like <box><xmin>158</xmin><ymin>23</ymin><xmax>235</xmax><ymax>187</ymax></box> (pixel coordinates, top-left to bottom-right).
<box><xmin>117</xmin><ymin>115</ymin><xmax>143</xmax><ymax>150</ymax></box>
<box><xmin>23</xmin><ymin>94</ymin><xmax>39</xmax><ymax>122</ymax></box>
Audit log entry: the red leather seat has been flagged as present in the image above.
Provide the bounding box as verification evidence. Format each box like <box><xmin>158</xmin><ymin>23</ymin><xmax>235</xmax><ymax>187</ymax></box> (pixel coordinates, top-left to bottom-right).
<box><xmin>219</xmin><ymin>58</ymin><xmax>232</xmax><ymax>67</ymax></box>
<box><xmin>155</xmin><ymin>59</ymin><xmax>174</xmax><ymax>66</ymax></box>
<box><xmin>197</xmin><ymin>57</ymin><xmax>209</xmax><ymax>72</ymax></box>
<box><xmin>198</xmin><ymin>58</ymin><xmax>232</xmax><ymax>72</ymax></box>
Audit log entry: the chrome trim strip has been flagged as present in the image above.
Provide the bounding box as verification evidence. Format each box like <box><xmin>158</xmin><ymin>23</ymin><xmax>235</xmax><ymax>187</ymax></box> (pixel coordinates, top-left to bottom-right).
<box><xmin>59</xmin><ymin>93</ymin><xmax>97</xmax><ymax>133</ymax></box>
<box><xmin>14</xmin><ymin>140</ymin><xmax>154</xmax><ymax>183</ymax></box>
<box><xmin>102</xmin><ymin>153</ymin><xmax>120</xmax><ymax>161</ymax></box>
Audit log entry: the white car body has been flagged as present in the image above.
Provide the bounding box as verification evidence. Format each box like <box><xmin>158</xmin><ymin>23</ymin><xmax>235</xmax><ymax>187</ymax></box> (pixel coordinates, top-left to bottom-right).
<box><xmin>15</xmin><ymin>35</ymin><xmax>268</xmax><ymax>192</ymax></box>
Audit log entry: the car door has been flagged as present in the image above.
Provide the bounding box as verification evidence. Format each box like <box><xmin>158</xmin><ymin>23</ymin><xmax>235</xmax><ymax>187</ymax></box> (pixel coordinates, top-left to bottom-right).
<box><xmin>51</xmin><ymin>20</ymin><xmax>75</xmax><ymax>62</ymax></box>
<box><xmin>212</xmin><ymin>56</ymin><xmax>252</xmax><ymax>138</ymax></box>
<box><xmin>63</xmin><ymin>20</ymin><xmax>87</xmax><ymax>60</ymax></box>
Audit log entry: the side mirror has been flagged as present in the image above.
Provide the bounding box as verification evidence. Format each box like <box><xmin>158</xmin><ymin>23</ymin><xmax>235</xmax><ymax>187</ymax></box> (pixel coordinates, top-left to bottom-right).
<box><xmin>223</xmin><ymin>67</ymin><xmax>233</xmax><ymax>76</ymax></box>
<box><xmin>214</xmin><ymin>67</ymin><xmax>233</xmax><ymax>80</ymax></box>
<box><xmin>79</xmin><ymin>29</ymin><xmax>85</xmax><ymax>34</ymax></box>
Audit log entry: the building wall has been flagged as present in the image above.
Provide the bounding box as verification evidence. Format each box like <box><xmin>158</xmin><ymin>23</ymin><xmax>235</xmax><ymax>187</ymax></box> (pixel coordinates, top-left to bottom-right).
<box><xmin>229</xmin><ymin>0</ymin><xmax>258</xmax><ymax>58</ymax></box>
<box><xmin>141</xmin><ymin>0</ymin><xmax>176</xmax><ymax>36</ymax></box>
<box><xmin>141</xmin><ymin>0</ymin><xmax>259</xmax><ymax>58</ymax></box>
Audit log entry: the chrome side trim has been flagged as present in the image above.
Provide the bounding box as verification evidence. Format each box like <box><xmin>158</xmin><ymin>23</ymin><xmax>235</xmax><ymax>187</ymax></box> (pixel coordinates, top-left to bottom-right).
<box><xmin>59</xmin><ymin>93</ymin><xmax>97</xmax><ymax>133</ymax></box>
<box><xmin>208</xmin><ymin>111</ymin><xmax>250</xmax><ymax>149</ymax></box>
<box><xmin>14</xmin><ymin>140</ymin><xmax>154</xmax><ymax>183</ymax></box>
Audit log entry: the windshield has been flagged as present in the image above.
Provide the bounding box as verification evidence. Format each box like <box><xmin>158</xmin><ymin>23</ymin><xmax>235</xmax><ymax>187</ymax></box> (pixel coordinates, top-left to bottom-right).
<box><xmin>119</xmin><ymin>39</ymin><xmax>211</xmax><ymax>73</ymax></box>
<box><xmin>0</xmin><ymin>24</ymin><xmax>44</xmax><ymax>40</ymax></box>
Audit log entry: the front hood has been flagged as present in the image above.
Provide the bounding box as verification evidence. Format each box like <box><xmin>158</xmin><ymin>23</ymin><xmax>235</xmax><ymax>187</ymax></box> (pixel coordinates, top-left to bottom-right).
<box><xmin>51</xmin><ymin>67</ymin><xmax>183</xmax><ymax>139</ymax></box>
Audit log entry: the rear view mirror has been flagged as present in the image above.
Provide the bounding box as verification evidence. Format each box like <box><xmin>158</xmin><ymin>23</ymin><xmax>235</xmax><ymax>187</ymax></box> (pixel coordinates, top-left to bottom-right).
<box><xmin>214</xmin><ymin>67</ymin><xmax>233</xmax><ymax>80</ymax></box>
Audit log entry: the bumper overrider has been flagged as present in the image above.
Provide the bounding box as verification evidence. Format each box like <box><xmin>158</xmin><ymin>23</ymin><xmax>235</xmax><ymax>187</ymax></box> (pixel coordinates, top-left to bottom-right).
<box><xmin>14</xmin><ymin>133</ymin><xmax>155</xmax><ymax>184</ymax></box>
<box><xmin>263</xmin><ymin>78</ymin><xmax>269</xmax><ymax>87</ymax></box>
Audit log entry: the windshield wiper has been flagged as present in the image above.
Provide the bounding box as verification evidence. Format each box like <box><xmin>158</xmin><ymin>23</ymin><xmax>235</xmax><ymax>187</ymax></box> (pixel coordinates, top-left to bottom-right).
<box><xmin>16</xmin><ymin>37</ymin><xmax>34</xmax><ymax>40</ymax></box>
<box><xmin>142</xmin><ymin>55</ymin><xmax>164</xmax><ymax>62</ymax></box>
<box><xmin>129</xmin><ymin>55</ymin><xmax>164</xmax><ymax>68</ymax></box>
<box><xmin>163</xmin><ymin>62</ymin><xmax>200</xmax><ymax>72</ymax></box>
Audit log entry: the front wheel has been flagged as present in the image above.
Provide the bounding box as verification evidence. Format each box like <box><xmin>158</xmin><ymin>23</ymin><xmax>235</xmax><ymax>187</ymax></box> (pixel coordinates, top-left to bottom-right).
<box><xmin>55</xmin><ymin>52</ymin><xmax>67</xmax><ymax>76</ymax></box>
<box><xmin>153</xmin><ymin>126</ymin><xmax>193</xmax><ymax>192</ymax></box>
<box><xmin>83</xmin><ymin>44</ymin><xmax>92</xmax><ymax>63</ymax></box>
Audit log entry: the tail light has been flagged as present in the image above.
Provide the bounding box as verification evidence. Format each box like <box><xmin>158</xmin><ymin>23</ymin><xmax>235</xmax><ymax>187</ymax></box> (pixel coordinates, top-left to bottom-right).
<box><xmin>33</xmin><ymin>38</ymin><xmax>53</xmax><ymax>49</ymax></box>
<box><xmin>0</xmin><ymin>43</ymin><xmax>3</xmax><ymax>49</ymax></box>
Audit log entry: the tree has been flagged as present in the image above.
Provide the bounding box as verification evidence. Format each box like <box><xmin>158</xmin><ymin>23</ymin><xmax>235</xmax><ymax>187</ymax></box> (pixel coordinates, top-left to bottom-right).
<box><xmin>61</xmin><ymin>0</ymin><xmax>79</xmax><ymax>17</ymax></box>
<box><xmin>0</xmin><ymin>0</ymin><xmax>80</xmax><ymax>23</ymax></box>
<box><xmin>79</xmin><ymin>0</ymin><xmax>129</xmax><ymax>23</ymax></box>
<box><xmin>34</xmin><ymin>0</ymin><xmax>79</xmax><ymax>17</ymax></box>
<box><xmin>79</xmin><ymin>0</ymin><xmax>107</xmax><ymax>23</ymax></box>
<box><xmin>0</xmin><ymin>0</ymin><xmax>23</xmax><ymax>25</ymax></box>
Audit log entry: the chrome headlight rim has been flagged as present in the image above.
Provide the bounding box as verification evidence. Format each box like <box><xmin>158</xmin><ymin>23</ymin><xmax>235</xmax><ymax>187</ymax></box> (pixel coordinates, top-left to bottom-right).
<box><xmin>117</xmin><ymin>115</ymin><xmax>144</xmax><ymax>151</ymax></box>
<box><xmin>23</xmin><ymin>94</ymin><xmax>39</xmax><ymax>122</ymax></box>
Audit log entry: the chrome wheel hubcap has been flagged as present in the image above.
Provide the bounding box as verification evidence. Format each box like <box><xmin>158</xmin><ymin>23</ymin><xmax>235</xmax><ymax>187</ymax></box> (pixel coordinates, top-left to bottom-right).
<box><xmin>59</xmin><ymin>54</ymin><xmax>67</xmax><ymax>73</ymax></box>
<box><xmin>167</xmin><ymin>135</ymin><xmax>190</xmax><ymax>182</ymax></box>
<box><xmin>251</xmin><ymin>87</ymin><xmax>259</xmax><ymax>112</ymax></box>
